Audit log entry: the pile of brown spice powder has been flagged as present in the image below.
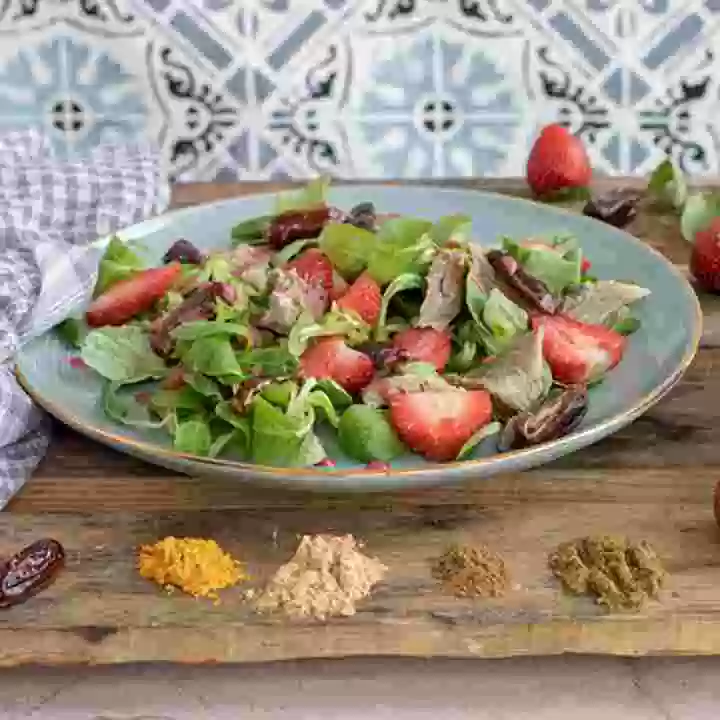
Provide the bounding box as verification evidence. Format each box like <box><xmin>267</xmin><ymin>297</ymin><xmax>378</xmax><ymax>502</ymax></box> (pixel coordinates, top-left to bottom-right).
<box><xmin>431</xmin><ymin>543</ymin><xmax>509</xmax><ymax>598</ymax></box>
<box><xmin>548</xmin><ymin>535</ymin><xmax>666</xmax><ymax>612</ymax></box>
<box><xmin>255</xmin><ymin>534</ymin><xmax>387</xmax><ymax>620</ymax></box>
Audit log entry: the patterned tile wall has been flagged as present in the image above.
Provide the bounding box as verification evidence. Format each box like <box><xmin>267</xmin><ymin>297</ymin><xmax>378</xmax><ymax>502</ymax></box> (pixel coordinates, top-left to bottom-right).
<box><xmin>0</xmin><ymin>0</ymin><xmax>718</xmax><ymax>181</ymax></box>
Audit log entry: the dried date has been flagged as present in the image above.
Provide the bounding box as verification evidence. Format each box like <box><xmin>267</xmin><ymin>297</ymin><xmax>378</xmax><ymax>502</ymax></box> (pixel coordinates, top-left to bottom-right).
<box><xmin>0</xmin><ymin>538</ymin><xmax>65</xmax><ymax>609</ymax></box>
<box><xmin>583</xmin><ymin>189</ymin><xmax>641</xmax><ymax>229</ymax></box>
<box><xmin>266</xmin><ymin>206</ymin><xmax>346</xmax><ymax>249</ymax></box>
<box><xmin>162</xmin><ymin>239</ymin><xmax>205</xmax><ymax>265</ymax></box>
<box><xmin>486</xmin><ymin>250</ymin><xmax>559</xmax><ymax>314</ymax></box>
<box><xmin>346</xmin><ymin>202</ymin><xmax>377</xmax><ymax>232</ymax></box>
<box><xmin>498</xmin><ymin>386</ymin><xmax>589</xmax><ymax>451</ymax></box>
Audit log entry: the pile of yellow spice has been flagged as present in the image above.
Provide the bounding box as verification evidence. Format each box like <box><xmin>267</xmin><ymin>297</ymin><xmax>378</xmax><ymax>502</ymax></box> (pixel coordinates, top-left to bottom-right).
<box><xmin>138</xmin><ymin>537</ymin><xmax>245</xmax><ymax>601</ymax></box>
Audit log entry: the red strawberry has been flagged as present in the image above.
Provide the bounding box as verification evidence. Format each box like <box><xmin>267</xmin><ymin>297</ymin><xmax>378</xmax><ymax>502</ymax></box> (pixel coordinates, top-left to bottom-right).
<box><xmin>391</xmin><ymin>327</ymin><xmax>452</xmax><ymax>372</ymax></box>
<box><xmin>526</xmin><ymin>124</ymin><xmax>591</xmax><ymax>198</ymax></box>
<box><xmin>286</xmin><ymin>248</ymin><xmax>334</xmax><ymax>293</ymax></box>
<box><xmin>300</xmin><ymin>337</ymin><xmax>374</xmax><ymax>394</ymax></box>
<box><xmin>690</xmin><ymin>217</ymin><xmax>720</xmax><ymax>293</ymax></box>
<box><xmin>531</xmin><ymin>314</ymin><xmax>626</xmax><ymax>384</ymax></box>
<box><xmin>389</xmin><ymin>389</ymin><xmax>493</xmax><ymax>461</ymax></box>
<box><xmin>86</xmin><ymin>264</ymin><xmax>182</xmax><ymax>327</ymax></box>
<box><xmin>329</xmin><ymin>270</ymin><xmax>348</xmax><ymax>302</ymax></box>
<box><xmin>335</xmin><ymin>272</ymin><xmax>382</xmax><ymax>325</ymax></box>
<box><xmin>581</xmin><ymin>257</ymin><xmax>592</xmax><ymax>274</ymax></box>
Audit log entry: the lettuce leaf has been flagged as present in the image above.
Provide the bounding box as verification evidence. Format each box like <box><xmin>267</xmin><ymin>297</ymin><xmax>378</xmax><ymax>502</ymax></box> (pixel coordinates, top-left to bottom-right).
<box><xmin>503</xmin><ymin>236</ymin><xmax>581</xmax><ymax>295</ymax></box>
<box><xmin>366</xmin><ymin>218</ymin><xmax>435</xmax><ymax>286</ymax></box>
<box><xmin>274</xmin><ymin>177</ymin><xmax>330</xmax><ymax>214</ymax></box>
<box><xmin>319</xmin><ymin>223</ymin><xmax>377</xmax><ymax>278</ymax></box>
<box><xmin>103</xmin><ymin>383</ymin><xmax>168</xmax><ymax>428</ymax></box>
<box><xmin>288</xmin><ymin>308</ymin><xmax>370</xmax><ymax>356</ymax></box>
<box><xmin>474</xmin><ymin>330</ymin><xmax>552</xmax><ymax>413</ymax></box>
<box><xmin>338</xmin><ymin>405</ymin><xmax>405</xmax><ymax>462</ymax></box>
<box><xmin>376</xmin><ymin>273</ymin><xmax>424</xmax><ymax>341</ymax></box>
<box><xmin>428</xmin><ymin>214</ymin><xmax>472</xmax><ymax>245</ymax></box>
<box><xmin>95</xmin><ymin>236</ymin><xmax>145</xmax><ymax>297</ymax></box>
<box><xmin>81</xmin><ymin>325</ymin><xmax>166</xmax><ymax>384</ymax></box>
<box><xmin>250</xmin><ymin>395</ymin><xmax>324</xmax><ymax>467</ymax></box>
<box><xmin>562</xmin><ymin>280</ymin><xmax>650</xmax><ymax>326</ymax></box>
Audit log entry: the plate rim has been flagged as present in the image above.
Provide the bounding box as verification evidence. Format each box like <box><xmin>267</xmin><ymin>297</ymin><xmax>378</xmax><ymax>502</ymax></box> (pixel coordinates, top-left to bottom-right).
<box><xmin>15</xmin><ymin>183</ymin><xmax>703</xmax><ymax>480</ymax></box>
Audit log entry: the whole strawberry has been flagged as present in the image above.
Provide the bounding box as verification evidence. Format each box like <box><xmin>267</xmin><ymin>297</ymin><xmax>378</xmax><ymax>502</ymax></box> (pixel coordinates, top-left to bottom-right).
<box><xmin>526</xmin><ymin>124</ymin><xmax>591</xmax><ymax>198</ymax></box>
<box><xmin>690</xmin><ymin>217</ymin><xmax>720</xmax><ymax>293</ymax></box>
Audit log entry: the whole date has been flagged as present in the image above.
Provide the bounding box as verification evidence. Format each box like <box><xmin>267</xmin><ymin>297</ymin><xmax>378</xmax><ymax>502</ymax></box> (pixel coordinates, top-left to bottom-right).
<box><xmin>0</xmin><ymin>538</ymin><xmax>65</xmax><ymax>608</ymax></box>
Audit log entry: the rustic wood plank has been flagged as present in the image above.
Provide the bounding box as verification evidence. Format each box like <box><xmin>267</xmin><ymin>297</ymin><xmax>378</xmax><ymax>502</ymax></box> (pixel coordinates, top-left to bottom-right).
<box><xmin>3</xmin><ymin>179</ymin><xmax>720</xmax><ymax>665</ymax></box>
<box><xmin>0</xmin><ymin>464</ymin><xmax>718</xmax><ymax>664</ymax></box>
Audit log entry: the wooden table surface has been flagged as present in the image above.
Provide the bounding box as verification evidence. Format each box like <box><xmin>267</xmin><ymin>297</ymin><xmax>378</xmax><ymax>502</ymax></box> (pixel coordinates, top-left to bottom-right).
<box><xmin>4</xmin><ymin>179</ymin><xmax>720</xmax><ymax>666</ymax></box>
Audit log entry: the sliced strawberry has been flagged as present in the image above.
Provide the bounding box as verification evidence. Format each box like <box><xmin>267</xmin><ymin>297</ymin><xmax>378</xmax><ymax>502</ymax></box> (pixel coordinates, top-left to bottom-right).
<box><xmin>389</xmin><ymin>389</ymin><xmax>493</xmax><ymax>462</ymax></box>
<box><xmin>286</xmin><ymin>248</ymin><xmax>334</xmax><ymax>293</ymax></box>
<box><xmin>526</xmin><ymin>124</ymin><xmax>591</xmax><ymax>198</ymax></box>
<box><xmin>335</xmin><ymin>272</ymin><xmax>382</xmax><ymax>325</ymax></box>
<box><xmin>329</xmin><ymin>270</ymin><xmax>348</xmax><ymax>302</ymax></box>
<box><xmin>300</xmin><ymin>337</ymin><xmax>375</xmax><ymax>394</ymax></box>
<box><xmin>531</xmin><ymin>314</ymin><xmax>626</xmax><ymax>384</ymax></box>
<box><xmin>86</xmin><ymin>264</ymin><xmax>182</xmax><ymax>328</ymax></box>
<box><xmin>391</xmin><ymin>327</ymin><xmax>452</xmax><ymax>372</ymax></box>
<box><xmin>581</xmin><ymin>257</ymin><xmax>592</xmax><ymax>274</ymax></box>
<box><xmin>690</xmin><ymin>217</ymin><xmax>720</xmax><ymax>293</ymax></box>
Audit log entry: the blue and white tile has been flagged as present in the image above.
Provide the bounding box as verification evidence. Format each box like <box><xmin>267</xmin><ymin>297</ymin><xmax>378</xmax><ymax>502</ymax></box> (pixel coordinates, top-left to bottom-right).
<box><xmin>2</xmin><ymin>0</ymin><xmax>720</xmax><ymax>179</ymax></box>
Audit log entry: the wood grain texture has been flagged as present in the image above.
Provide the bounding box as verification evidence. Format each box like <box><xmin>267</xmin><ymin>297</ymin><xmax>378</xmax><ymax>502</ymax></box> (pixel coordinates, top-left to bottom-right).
<box><xmin>4</xmin><ymin>179</ymin><xmax>720</xmax><ymax>666</ymax></box>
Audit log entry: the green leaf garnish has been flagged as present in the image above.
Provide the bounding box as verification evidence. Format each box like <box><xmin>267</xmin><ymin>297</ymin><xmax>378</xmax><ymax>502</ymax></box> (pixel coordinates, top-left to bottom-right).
<box><xmin>319</xmin><ymin>223</ymin><xmax>377</xmax><ymax>279</ymax></box>
<box><xmin>231</xmin><ymin>215</ymin><xmax>273</xmax><ymax>245</ymax></box>
<box><xmin>648</xmin><ymin>158</ymin><xmax>687</xmax><ymax>210</ymax></box>
<box><xmin>366</xmin><ymin>218</ymin><xmax>435</xmax><ymax>286</ymax></box>
<box><xmin>173</xmin><ymin>416</ymin><xmax>213</xmax><ymax>456</ymax></box>
<box><xmin>81</xmin><ymin>325</ymin><xmax>166</xmax><ymax>384</ymax></box>
<box><xmin>376</xmin><ymin>273</ymin><xmax>424</xmax><ymax>341</ymax></box>
<box><xmin>456</xmin><ymin>421</ymin><xmax>502</xmax><ymax>460</ymax></box>
<box><xmin>103</xmin><ymin>384</ymin><xmax>168</xmax><ymax>428</ymax></box>
<box><xmin>274</xmin><ymin>177</ymin><xmax>330</xmax><ymax>214</ymax></box>
<box><xmin>56</xmin><ymin>317</ymin><xmax>88</xmax><ymax>348</ymax></box>
<box><xmin>338</xmin><ymin>405</ymin><xmax>405</xmax><ymax>462</ymax></box>
<box><xmin>680</xmin><ymin>192</ymin><xmax>720</xmax><ymax>242</ymax></box>
<box><xmin>95</xmin><ymin>236</ymin><xmax>145</xmax><ymax>297</ymax></box>
<box><xmin>428</xmin><ymin>214</ymin><xmax>472</xmax><ymax>245</ymax></box>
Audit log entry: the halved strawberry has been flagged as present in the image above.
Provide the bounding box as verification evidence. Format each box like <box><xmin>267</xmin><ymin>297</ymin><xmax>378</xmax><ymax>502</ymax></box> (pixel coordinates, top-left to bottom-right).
<box><xmin>286</xmin><ymin>248</ymin><xmax>334</xmax><ymax>293</ymax></box>
<box><xmin>335</xmin><ymin>272</ymin><xmax>382</xmax><ymax>325</ymax></box>
<box><xmin>531</xmin><ymin>314</ymin><xmax>626</xmax><ymax>384</ymax></box>
<box><xmin>389</xmin><ymin>389</ymin><xmax>493</xmax><ymax>461</ymax></box>
<box><xmin>391</xmin><ymin>327</ymin><xmax>452</xmax><ymax>372</ymax></box>
<box><xmin>86</xmin><ymin>263</ymin><xmax>182</xmax><ymax>327</ymax></box>
<box><xmin>300</xmin><ymin>337</ymin><xmax>375</xmax><ymax>394</ymax></box>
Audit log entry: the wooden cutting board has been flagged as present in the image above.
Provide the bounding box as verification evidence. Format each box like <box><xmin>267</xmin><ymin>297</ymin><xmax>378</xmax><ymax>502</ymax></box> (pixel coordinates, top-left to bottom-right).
<box><xmin>3</xmin><ymin>179</ymin><xmax>720</xmax><ymax>666</ymax></box>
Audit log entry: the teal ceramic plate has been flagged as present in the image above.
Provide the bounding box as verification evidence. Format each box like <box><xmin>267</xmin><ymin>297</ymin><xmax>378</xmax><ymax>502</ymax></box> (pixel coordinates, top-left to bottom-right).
<box><xmin>15</xmin><ymin>186</ymin><xmax>701</xmax><ymax>491</ymax></box>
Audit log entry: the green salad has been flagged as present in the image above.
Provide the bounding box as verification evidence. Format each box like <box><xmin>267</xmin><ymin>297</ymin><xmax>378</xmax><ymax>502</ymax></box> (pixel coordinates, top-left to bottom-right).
<box><xmin>57</xmin><ymin>179</ymin><xmax>651</xmax><ymax>468</ymax></box>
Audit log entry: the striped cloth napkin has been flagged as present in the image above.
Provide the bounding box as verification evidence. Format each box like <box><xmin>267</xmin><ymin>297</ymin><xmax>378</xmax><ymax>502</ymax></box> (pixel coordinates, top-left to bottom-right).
<box><xmin>0</xmin><ymin>131</ymin><xmax>168</xmax><ymax>508</ymax></box>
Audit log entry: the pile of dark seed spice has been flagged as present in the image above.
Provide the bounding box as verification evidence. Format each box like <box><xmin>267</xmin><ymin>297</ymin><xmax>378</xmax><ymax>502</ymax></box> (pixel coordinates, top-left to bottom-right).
<box><xmin>431</xmin><ymin>543</ymin><xmax>509</xmax><ymax>598</ymax></box>
<box><xmin>548</xmin><ymin>535</ymin><xmax>665</xmax><ymax>613</ymax></box>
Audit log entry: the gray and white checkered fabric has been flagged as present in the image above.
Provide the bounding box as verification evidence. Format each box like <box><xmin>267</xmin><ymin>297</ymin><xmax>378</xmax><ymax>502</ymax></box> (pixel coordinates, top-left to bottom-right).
<box><xmin>0</xmin><ymin>130</ymin><xmax>168</xmax><ymax>507</ymax></box>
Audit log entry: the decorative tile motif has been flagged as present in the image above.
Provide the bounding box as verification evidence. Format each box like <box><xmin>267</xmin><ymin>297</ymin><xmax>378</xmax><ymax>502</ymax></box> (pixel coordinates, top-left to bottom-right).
<box><xmin>0</xmin><ymin>0</ymin><xmax>718</xmax><ymax>179</ymax></box>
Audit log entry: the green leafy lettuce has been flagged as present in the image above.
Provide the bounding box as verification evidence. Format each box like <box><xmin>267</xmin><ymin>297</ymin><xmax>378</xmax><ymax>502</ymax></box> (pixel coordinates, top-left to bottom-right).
<box><xmin>319</xmin><ymin>223</ymin><xmax>377</xmax><ymax>278</ymax></box>
<box><xmin>366</xmin><ymin>218</ymin><xmax>435</xmax><ymax>286</ymax></box>
<box><xmin>502</xmin><ymin>236</ymin><xmax>581</xmax><ymax>294</ymax></box>
<box><xmin>81</xmin><ymin>325</ymin><xmax>166</xmax><ymax>384</ymax></box>
<box><xmin>338</xmin><ymin>405</ymin><xmax>405</xmax><ymax>462</ymax></box>
<box><xmin>95</xmin><ymin>236</ymin><xmax>145</xmax><ymax>296</ymax></box>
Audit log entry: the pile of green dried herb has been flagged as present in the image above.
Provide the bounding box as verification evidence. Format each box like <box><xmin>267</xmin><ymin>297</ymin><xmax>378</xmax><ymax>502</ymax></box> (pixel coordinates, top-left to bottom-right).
<box><xmin>548</xmin><ymin>535</ymin><xmax>665</xmax><ymax>612</ymax></box>
<box><xmin>431</xmin><ymin>543</ymin><xmax>509</xmax><ymax>598</ymax></box>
